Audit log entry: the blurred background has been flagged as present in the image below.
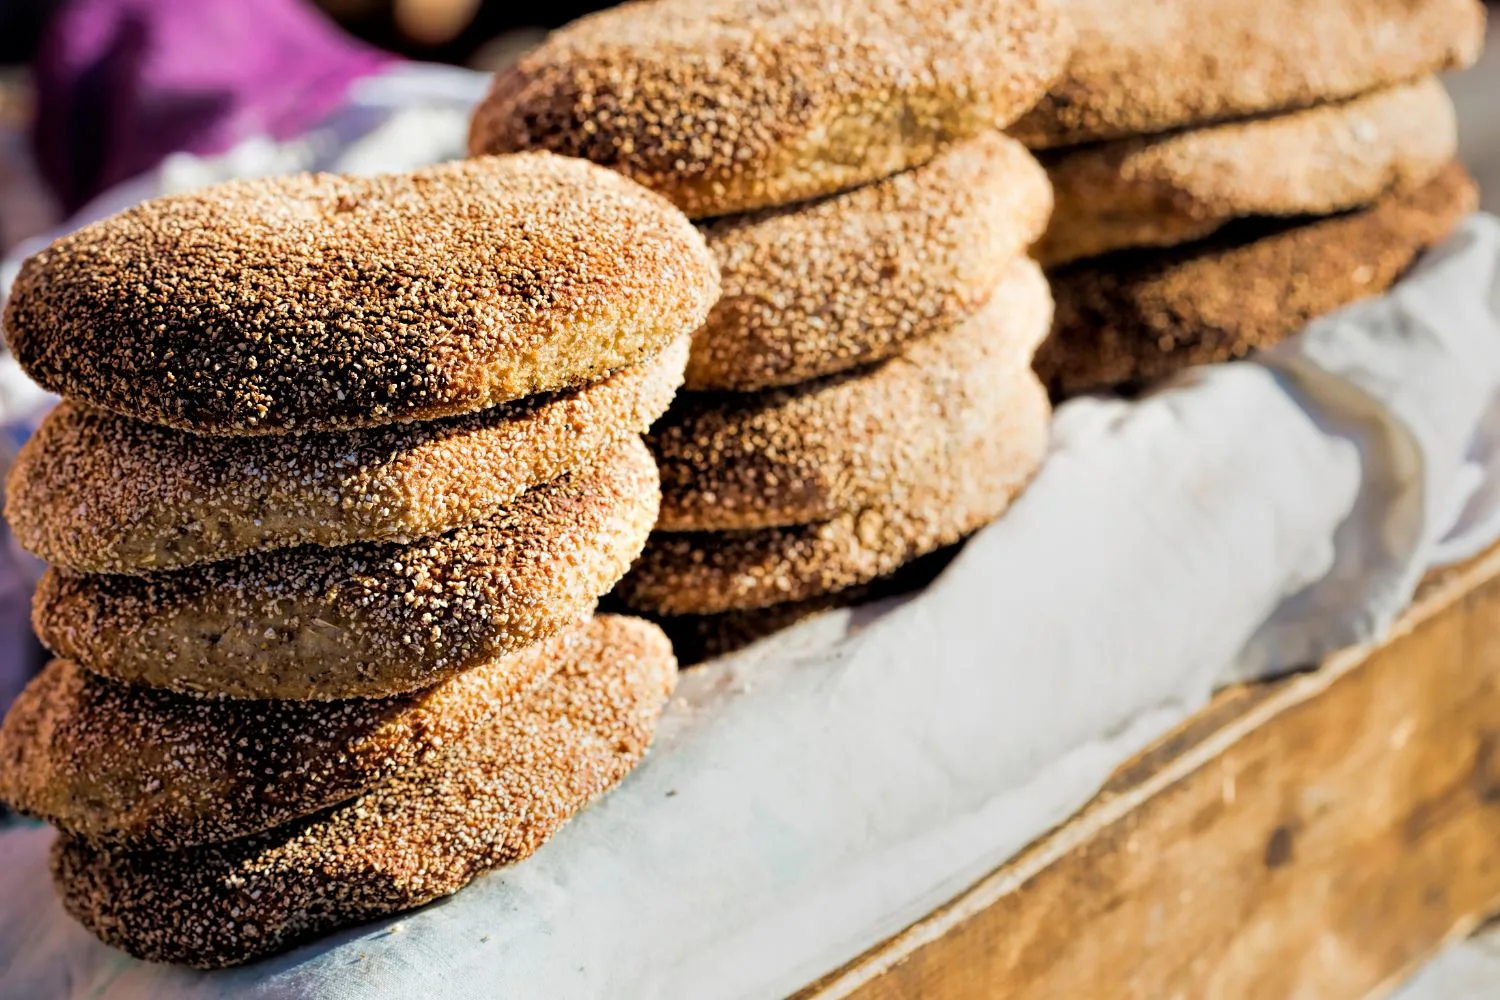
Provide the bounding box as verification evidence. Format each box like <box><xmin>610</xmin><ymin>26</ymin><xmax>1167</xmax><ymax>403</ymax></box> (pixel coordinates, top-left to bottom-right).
<box><xmin>0</xmin><ymin>0</ymin><xmax>570</xmax><ymax>257</ymax></box>
<box><xmin>0</xmin><ymin>0</ymin><xmax>1496</xmax><ymax>260</ymax></box>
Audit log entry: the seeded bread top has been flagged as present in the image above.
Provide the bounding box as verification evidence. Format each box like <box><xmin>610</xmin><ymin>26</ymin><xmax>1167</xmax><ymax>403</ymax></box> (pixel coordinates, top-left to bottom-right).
<box><xmin>5</xmin><ymin>153</ymin><xmax>717</xmax><ymax>434</ymax></box>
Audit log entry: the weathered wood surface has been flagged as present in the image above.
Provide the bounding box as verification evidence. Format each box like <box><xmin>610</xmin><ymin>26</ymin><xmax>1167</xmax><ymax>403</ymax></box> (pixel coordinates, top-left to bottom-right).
<box><xmin>799</xmin><ymin>544</ymin><xmax>1500</xmax><ymax>1000</ymax></box>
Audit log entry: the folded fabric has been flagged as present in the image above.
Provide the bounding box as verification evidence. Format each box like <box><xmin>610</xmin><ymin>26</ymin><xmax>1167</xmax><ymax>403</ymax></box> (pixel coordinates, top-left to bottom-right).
<box><xmin>1</xmin><ymin>215</ymin><xmax>1496</xmax><ymax>998</ymax></box>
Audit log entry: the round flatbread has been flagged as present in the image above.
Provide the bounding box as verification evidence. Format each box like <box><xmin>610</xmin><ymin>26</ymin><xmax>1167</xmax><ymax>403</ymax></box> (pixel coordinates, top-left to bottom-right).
<box><xmin>8</xmin><ymin>339</ymin><xmax>686</xmax><ymax>574</ymax></box>
<box><xmin>32</xmin><ymin>439</ymin><xmax>660</xmax><ymax>700</ymax></box>
<box><xmin>469</xmin><ymin>0</ymin><xmax>1071</xmax><ymax>218</ymax></box>
<box><xmin>618</xmin><ymin>374</ymin><xmax>1050</xmax><ymax>615</ymax></box>
<box><xmin>686</xmin><ymin>134</ymin><xmax>1051</xmax><ymax>390</ymax></box>
<box><xmin>51</xmin><ymin>614</ymin><xmax>677</xmax><ymax>969</ymax></box>
<box><xmin>1037</xmin><ymin>78</ymin><xmax>1457</xmax><ymax>266</ymax></box>
<box><xmin>1009</xmin><ymin>0</ymin><xmax>1483</xmax><ymax>149</ymax></box>
<box><xmin>4</xmin><ymin>154</ymin><xmax>718</xmax><ymax>434</ymax></box>
<box><xmin>655</xmin><ymin>260</ymin><xmax>1050</xmax><ymax>531</ymax></box>
<box><xmin>645</xmin><ymin>546</ymin><xmax>959</xmax><ymax>665</ymax></box>
<box><xmin>1035</xmin><ymin>162</ymin><xmax>1478</xmax><ymax>396</ymax></box>
<box><xmin>0</xmin><ymin>620</ymin><xmax>601</xmax><ymax>849</ymax></box>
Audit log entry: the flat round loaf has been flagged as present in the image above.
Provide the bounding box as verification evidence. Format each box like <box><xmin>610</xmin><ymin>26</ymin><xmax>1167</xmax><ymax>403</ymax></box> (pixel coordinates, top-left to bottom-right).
<box><xmin>1037</xmin><ymin>79</ymin><xmax>1458</xmax><ymax>266</ymax></box>
<box><xmin>1035</xmin><ymin>162</ymin><xmax>1478</xmax><ymax>397</ymax></box>
<box><xmin>1009</xmin><ymin>0</ymin><xmax>1483</xmax><ymax>149</ymax></box>
<box><xmin>51</xmin><ymin>614</ymin><xmax>677</xmax><ymax>969</ymax></box>
<box><xmin>655</xmin><ymin>260</ymin><xmax>1050</xmax><ymax>531</ymax></box>
<box><xmin>468</xmin><ymin>0</ymin><xmax>1071</xmax><ymax>218</ymax></box>
<box><xmin>32</xmin><ymin>439</ymin><xmax>660</xmax><ymax>699</ymax></box>
<box><xmin>8</xmin><ymin>339</ymin><xmax>686</xmax><ymax>575</ymax></box>
<box><xmin>0</xmin><ymin>620</ymin><xmax>600</xmax><ymax>849</ymax></box>
<box><xmin>686</xmin><ymin>134</ymin><xmax>1051</xmax><ymax>390</ymax></box>
<box><xmin>646</xmin><ymin>546</ymin><xmax>959</xmax><ymax>665</ymax></box>
<box><xmin>618</xmin><ymin>374</ymin><xmax>1050</xmax><ymax>615</ymax></box>
<box><xmin>3</xmin><ymin>154</ymin><xmax>718</xmax><ymax>434</ymax></box>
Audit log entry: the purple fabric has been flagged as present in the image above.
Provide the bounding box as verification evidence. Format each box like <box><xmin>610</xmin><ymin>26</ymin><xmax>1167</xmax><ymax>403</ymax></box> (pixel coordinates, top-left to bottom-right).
<box><xmin>33</xmin><ymin>0</ymin><xmax>395</xmax><ymax>211</ymax></box>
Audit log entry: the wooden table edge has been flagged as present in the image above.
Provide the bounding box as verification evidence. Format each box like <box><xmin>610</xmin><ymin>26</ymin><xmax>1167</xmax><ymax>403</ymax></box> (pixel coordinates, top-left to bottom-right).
<box><xmin>797</xmin><ymin>542</ymin><xmax>1500</xmax><ymax>1000</ymax></box>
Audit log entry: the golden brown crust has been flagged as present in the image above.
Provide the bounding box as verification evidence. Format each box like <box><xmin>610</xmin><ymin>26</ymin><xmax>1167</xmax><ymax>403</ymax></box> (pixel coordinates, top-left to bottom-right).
<box><xmin>0</xmin><ymin>621</ymin><xmax>596</xmax><ymax>849</ymax></box>
<box><xmin>617</xmin><ymin>374</ymin><xmax>1050</xmax><ymax>615</ymax></box>
<box><xmin>7</xmin><ymin>340</ymin><xmax>686</xmax><ymax>575</ymax></box>
<box><xmin>686</xmin><ymin>135</ymin><xmax>1051</xmax><ymax>390</ymax></box>
<box><xmin>655</xmin><ymin>261</ymin><xmax>1050</xmax><ymax>531</ymax></box>
<box><xmin>1037</xmin><ymin>79</ymin><xmax>1458</xmax><ymax>266</ymax></box>
<box><xmin>468</xmin><ymin>0</ymin><xmax>1072</xmax><ymax>218</ymax></box>
<box><xmin>32</xmin><ymin>439</ymin><xmax>660</xmax><ymax>700</ymax></box>
<box><xmin>1035</xmin><ymin>163</ymin><xmax>1479</xmax><ymax>397</ymax></box>
<box><xmin>645</xmin><ymin>546</ymin><xmax>959</xmax><ymax>665</ymax></box>
<box><xmin>4</xmin><ymin>154</ymin><xmax>718</xmax><ymax>434</ymax></box>
<box><xmin>51</xmin><ymin>614</ymin><xmax>677</xmax><ymax>969</ymax></box>
<box><xmin>1010</xmin><ymin>0</ymin><xmax>1484</xmax><ymax>149</ymax></box>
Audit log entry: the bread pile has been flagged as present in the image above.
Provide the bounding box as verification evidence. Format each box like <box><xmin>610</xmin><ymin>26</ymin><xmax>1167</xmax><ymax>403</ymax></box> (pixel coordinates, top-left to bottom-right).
<box><xmin>1027</xmin><ymin>0</ymin><xmax>1486</xmax><ymax>396</ymax></box>
<box><xmin>0</xmin><ymin>153</ymin><xmax>719</xmax><ymax>966</ymax></box>
<box><xmin>471</xmin><ymin>0</ymin><xmax>1074</xmax><ymax>659</ymax></box>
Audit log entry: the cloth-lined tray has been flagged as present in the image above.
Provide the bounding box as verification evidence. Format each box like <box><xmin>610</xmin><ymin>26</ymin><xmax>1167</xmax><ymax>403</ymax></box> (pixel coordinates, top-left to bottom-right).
<box><xmin>1</xmin><ymin>213</ymin><xmax>1497</xmax><ymax>998</ymax></box>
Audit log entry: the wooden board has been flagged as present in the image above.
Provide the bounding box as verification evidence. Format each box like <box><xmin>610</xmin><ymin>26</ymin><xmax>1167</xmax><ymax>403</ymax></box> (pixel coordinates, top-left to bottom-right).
<box><xmin>798</xmin><ymin>543</ymin><xmax>1500</xmax><ymax>1000</ymax></box>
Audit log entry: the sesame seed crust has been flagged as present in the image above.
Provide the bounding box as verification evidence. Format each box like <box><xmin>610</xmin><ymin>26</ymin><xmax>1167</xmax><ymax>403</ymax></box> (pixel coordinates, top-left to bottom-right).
<box><xmin>1009</xmin><ymin>0</ymin><xmax>1484</xmax><ymax>149</ymax></box>
<box><xmin>617</xmin><ymin>373</ymin><xmax>1050</xmax><ymax>615</ymax></box>
<box><xmin>654</xmin><ymin>260</ymin><xmax>1050</xmax><ymax>532</ymax></box>
<box><xmin>32</xmin><ymin>438</ymin><xmax>660</xmax><ymax>700</ymax></box>
<box><xmin>686</xmin><ymin>134</ymin><xmax>1051</xmax><ymax>391</ymax></box>
<box><xmin>51</xmin><ymin>614</ymin><xmax>677</xmax><ymax>969</ymax></box>
<box><xmin>7</xmin><ymin>339</ymin><xmax>686</xmax><ymax>575</ymax></box>
<box><xmin>0</xmin><ymin>621</ymin><xmax>589</xmax><ymax>850</ymax></box>
<box><xmin>3</xmin><ymin>154</ymin><xmax>719</xmax><ymax>434</ymax></box>
<box><xmin>1035</xmin><ymin>162</ymin><xmax>1478</xmax><ymax>397</ymax></box>
<box><xmin>644</xmin><ymin>546</ymin><xmax>959</xmax><ymax>665</ymax></box>
<box><xmin>467</xmin><ymin>0</ymin><xmax>1072</xmax><ymax>218</ymax></box>
<box><xmin>1037</xmin><ymin>79</ymin><xmax>1458</xmax><ymax>267</ymax></box>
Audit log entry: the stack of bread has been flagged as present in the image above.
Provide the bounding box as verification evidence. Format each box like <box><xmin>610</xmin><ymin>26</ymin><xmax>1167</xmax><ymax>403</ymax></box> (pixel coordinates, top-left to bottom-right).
<box><xmin>1026</xmin><ymin>0</ymin><xmax>1487</xmax><ymax>396</ymax></box>
<box><xmin>0</xmin><ymin>153</ymin><xmax>719</xmax><ymax>966</ymax></box>
<box><xmin>471</xmin><ymin>0</ymin><xmax>1074</xmax><ymax>660</ymax></box>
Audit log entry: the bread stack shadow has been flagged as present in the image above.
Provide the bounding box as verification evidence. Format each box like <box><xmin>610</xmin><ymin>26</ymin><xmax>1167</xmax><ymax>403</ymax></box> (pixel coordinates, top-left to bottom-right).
<box><xmin>471</xmin><ymin>0</ymin><xmax>1076</xmax><ymax>662</ymax></box>
<box><xmin>1025</xmin><ymin>0</ymin><xmax>1487</xmax><ymax>397</ymax></box>
<box><xmin>0</xmin><ymin>154</ymin><xmax>719</xmax><ymax>967</ymax></box>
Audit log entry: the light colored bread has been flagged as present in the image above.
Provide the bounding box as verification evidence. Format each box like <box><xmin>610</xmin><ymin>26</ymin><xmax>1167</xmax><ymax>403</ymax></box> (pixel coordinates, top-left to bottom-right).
<box><xmin>7</xmin><ymin>339</ymin><xmax>686</xmax><ymax>574</ymax></box>
<box><xmin>0</xmin><ymin>621</ymin><xmax>596</xmax><ymax>849</ymax></box>
<box><xmin>32</xmin><ymin>439</ymin><xmax>660</xmax><ymax>700</ymax></box>
<box><xmin>1036</xmin><ymin>163</ymin><xmax>1479</xmax><ymax>396</ymax></box>
<box><xmin>644</xmin><ymin>546</ymin><xmax>959</xmax><ymax>665</ymax></box>
<box><xmin>1010</xmin><ymin>0</ymin><xmax>1483</xmax><ymax>148</ymax></box>
<box><xmin>4</xmin><ymin>154</ymin><xmax>717</xmax><ymax>434</ymax></box>
<box><xmin>686</xmin><ymin>134</ymin><xmax>1051</xmax><ymax>390</ymax></box>
<box><xmin>1038</xmin><ymin>79</ymin><xmax>1458</xmax><ymax>266</ymax></box>
<box><xmin>655</xmin><ymin>260</ymin><xmax>1051</xmax><ymax>531</ymax></box>
<box><xmin>469</xmin><ymin>0</ymin><xmax>1071</xmax><ymax>217</ymax></box>
<box><xmin>618</xmin><ymin>374</ymin><xmax>1050</xmax><ymax>615</ymax></box>
<box><xmin>51</xmin><ymin>615</ymin><xmax>677</xmax><ymax>969</ymax></box>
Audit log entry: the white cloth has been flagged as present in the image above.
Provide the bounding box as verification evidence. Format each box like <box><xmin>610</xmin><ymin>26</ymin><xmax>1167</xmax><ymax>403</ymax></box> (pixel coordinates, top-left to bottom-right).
<box><xmin>1392</xmin><ymin>921</ymin><xmax>1500</xmax><ymax>1000</ymax></box>
<box><xmin>1</xmin><ymin>215</ymin><xmax>1498</xmax><ymax>998</ymax></box>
